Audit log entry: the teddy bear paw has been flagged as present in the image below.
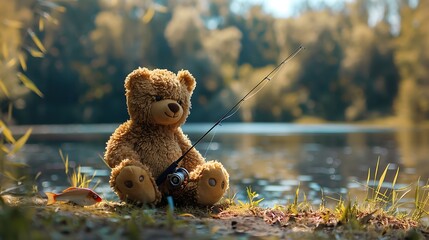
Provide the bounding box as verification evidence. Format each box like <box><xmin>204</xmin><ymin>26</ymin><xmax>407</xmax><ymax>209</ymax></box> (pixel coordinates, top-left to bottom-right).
<box><xmin>114</xmin><ymin>165</ymin><xmax>158</xmax><ymax>204</ymax></box>
<box><xmin>195</xmin><ymin>162</ymin><xmax>229</xmax><ymax>206</ymax></box>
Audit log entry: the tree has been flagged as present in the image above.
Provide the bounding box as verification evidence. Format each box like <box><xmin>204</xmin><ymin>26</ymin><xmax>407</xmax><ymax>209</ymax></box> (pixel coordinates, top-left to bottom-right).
<box><xmin>395</xmin><ymin>0</ymin><xmax>429</xmax><ymax>123</ymax></box>
<box><xmin>339</xmin><ymin>0</ymin><xmax>399</xmax><ymax>121</ymax></box>
<box><xmin>275</xmin><ymin>9</ymin><xmax>345</xmax><ymax>121</ymax></box>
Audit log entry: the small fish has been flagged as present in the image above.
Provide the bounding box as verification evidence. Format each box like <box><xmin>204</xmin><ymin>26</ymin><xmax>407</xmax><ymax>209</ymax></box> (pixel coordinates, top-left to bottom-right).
<box><xmin>45</xmin><ymin>187</ymin><xmax>102</xmax><ymax>206</ymax></box>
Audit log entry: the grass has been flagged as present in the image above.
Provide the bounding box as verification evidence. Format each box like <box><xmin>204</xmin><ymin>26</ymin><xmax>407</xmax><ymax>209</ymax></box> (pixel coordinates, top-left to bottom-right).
<box><xmin>237</xmin><ymin>186</ymin><xmax>264</xmax><ymax>210</ymax></box>
<box><xmin>360</xmin><ymin>159</ymin><xmax>429</xmax><ymax>222</ymax></box>
<box><xmin>0</xmin><ymin>120</ymin><xmax>33</xmax><ymax>196</ymax></box>
<box><xmin>216</xmin><ymin>160</ymin><xmax>429</xmax><ymax>238</ymax></box>
<box><xmin>412</xmin><ymin>178</ymin><xmax>429</xmax><ymax>220</ymax></box>
<box><xmin>59</xmin><ymin>149</ymin><xmax>100</xmax><ymax>189</ymax></box>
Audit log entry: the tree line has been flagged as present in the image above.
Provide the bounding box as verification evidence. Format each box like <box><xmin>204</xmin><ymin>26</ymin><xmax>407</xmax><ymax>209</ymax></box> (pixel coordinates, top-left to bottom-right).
<box><xmin>1</xmin><ymin>0</ymin><xmax>428</xmax><ymax>124</ymax></box>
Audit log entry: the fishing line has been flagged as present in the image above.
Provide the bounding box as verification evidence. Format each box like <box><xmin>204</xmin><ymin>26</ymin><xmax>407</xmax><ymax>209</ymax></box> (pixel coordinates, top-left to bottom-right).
<box><xmin>218</xmin><ymin>104</ymin><xmax>241</xmax><ymax>122</ymax></box>
<box><xmin>156</xmin><ymin>45</ymin><xmax>304</xmax><ymax>186</ymax></box>
<box><xmin>203</xmin><ymin>125</ymin><xmax>218</xmax><ymax>159</ymax></box>
<box><xmin>241</xmin><ymin>79</ymin><xmax>269</xmax><ymax>101</ymax></box>
<box><xmin>202</xmin><ymin>82</ymin><xmax>272</xmax><ymax>172</ymax></box>
<box><xmin>215</xmin><ymin>45</ymin><xmax>301</xmax><ymax>122</ymax></box>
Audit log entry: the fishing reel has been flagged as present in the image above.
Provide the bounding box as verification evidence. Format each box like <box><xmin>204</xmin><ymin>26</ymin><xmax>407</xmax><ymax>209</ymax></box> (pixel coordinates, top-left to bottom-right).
<box><xmin>167</xmin><ymin>167</ymin><xmax>189</xmax><ymax>188</ymax></box>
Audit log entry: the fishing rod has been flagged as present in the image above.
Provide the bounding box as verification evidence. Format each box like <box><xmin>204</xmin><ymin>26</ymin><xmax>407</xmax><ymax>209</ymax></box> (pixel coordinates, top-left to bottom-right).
<box><xmin>156</xmin><ymin>45</ymin><xmax>304</xmax><ymax>186</ymax></box>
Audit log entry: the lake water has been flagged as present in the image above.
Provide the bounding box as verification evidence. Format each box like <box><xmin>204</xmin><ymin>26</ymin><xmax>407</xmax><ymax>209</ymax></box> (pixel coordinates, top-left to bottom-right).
<box><xmin>10</xmin><ymin>123</ymin><xmax>429</xmax><ymax>208</ymax></box>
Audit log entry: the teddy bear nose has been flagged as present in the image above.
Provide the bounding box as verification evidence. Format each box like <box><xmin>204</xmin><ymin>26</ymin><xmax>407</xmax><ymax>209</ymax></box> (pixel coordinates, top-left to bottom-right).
<box><xmin>168</xmin><ymin>103</ymin><xmax>180</xmax><ymax>113</ymax></box>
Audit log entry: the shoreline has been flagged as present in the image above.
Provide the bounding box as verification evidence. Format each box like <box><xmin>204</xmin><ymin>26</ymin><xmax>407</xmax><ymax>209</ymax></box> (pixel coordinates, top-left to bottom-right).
<box><xmin>1</xmin><ymin>193</ymin><xmax>428</xmax><ymax>239</ymax></box>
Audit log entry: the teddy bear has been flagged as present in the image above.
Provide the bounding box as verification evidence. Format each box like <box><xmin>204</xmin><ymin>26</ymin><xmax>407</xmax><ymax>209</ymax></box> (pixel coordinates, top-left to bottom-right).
<box><xmin>104</xmin><ymin>67</ymin><xmax>229</xmax><ymax>206</ymax></box>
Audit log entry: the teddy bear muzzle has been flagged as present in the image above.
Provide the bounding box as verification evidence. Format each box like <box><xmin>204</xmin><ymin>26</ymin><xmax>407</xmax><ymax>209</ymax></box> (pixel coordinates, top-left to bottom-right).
<box><xmin>151</xmin><ymin>99</ymin><xmax>184</xmax><ymax>125</ymax></box>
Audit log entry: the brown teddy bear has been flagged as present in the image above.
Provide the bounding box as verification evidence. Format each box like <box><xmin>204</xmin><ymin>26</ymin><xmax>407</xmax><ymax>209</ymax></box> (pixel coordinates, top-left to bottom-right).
<box><xmin>104</xmin><ymin>67</ymin><xmax>229</xmax><ymax>206</ymax></box>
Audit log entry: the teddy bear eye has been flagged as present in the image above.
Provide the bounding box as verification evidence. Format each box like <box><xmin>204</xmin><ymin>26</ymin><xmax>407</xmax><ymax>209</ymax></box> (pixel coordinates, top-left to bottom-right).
<box><xmin>154</xmin><ymin>95</ymin><xmax>163</xmax><ymax>101</ymax></box>
<box><xmin>177</xmin><ymin>99</ymin><xmax>183</xmax><ymax>105</ymax></box>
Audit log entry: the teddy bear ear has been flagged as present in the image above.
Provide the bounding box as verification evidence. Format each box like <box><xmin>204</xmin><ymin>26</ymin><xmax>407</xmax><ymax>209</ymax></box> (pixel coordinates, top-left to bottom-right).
<box><xmin>125</xmin><ymin>67</ymin><xmax>151</xmax><ymax>89</ymax></box>
<box><xmin>177</xmin><ymin>70</ymin><xmax>196</xmax><ymax>92</ymax></box>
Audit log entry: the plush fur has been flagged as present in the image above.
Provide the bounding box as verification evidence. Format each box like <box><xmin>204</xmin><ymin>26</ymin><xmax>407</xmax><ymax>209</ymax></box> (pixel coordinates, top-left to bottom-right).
<box><xmin>104</xmin><ymin>67</ymin><xmax>229</xmax><ymax>206</ymax></box>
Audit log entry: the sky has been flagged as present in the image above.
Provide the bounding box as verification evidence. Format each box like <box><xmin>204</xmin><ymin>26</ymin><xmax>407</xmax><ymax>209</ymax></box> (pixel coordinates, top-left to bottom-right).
<box><xmin>230</xmin><ymin>0</ymin><xmax>297</xmax><ymax>17</ymax></box>
<box><xmin>232</xmin><ymin>0</ymin><xmax>417</xmax><ymax>34</ymax></box>
<box><xmin>259</xmin><ymin>0</ymin><xmax>297</xmax><ymax>17</ymax></box>
<box><xmin>233</xmin><ymin>0</ymin><xmax>351</xmax><ymax>18</ymax></box>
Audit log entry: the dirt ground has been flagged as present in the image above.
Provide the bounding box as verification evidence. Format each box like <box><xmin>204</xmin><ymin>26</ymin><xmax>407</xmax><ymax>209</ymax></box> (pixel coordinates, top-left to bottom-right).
<box><xmin>1</xmin><ymin>195</ymin><xmax>429</xmax><ymax>239</ymax></box>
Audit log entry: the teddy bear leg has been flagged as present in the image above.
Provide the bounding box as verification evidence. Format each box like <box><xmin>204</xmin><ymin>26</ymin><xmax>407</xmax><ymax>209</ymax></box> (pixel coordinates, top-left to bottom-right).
<box><xmin>190</xmin><ymin>160</ymin><xmax>229</xmax><ymax>206</ymax></box>
<box><xmin>110</xmin><ymin>159</ymin><xmax>161</xmax><ymax>205</ymax></box>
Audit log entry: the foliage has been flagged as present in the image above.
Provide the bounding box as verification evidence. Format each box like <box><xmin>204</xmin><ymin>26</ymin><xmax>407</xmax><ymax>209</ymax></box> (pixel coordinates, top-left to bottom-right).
<box><xmin>394</xmin><ymin>0</ymin><xmax>429</xmax><ymax>124</ymax></box>
<box><xmin>363</xmin><ymin>158</ymin><xmax>408</xmax><ymax>215</ymax></box>
<box><xmin>411</xmin><ymin>178</ymin><xmax>429</xmax><ymax>220</ymax></box>
<box><xmin>325</xmin><ymin>159</ymin><xmax>429</xmax><ymax>224</ymax></box>
<box><xmin>247</xmin><ymin>159</ymin><xmax>429</xmax><ymax>236</ymax></box>
<box><xmin>59</xmin><ymin>149</ymin><xmax>99</xmax><ymax>189</ymax></box>
<box><xmin>0</xmin><ymin>0</ymin><xmax>68</xmax><ymax>195</ymax></box>
<box><xmin>0</xmin><ymin>0</ymin><xmax>423</xmax><ymax>124</ymax></box>
<box><xmin>0</xmin><ymin>120</ymin><xmax>32</xmax><ymax>194</ymax></box>
<box><xmin>246</xmin><ymin>162</ymin><xmax>428</xmax><ymax>239</ymax></box>
<box><xmin>0</xmin><ymin>204</ymin><xmax>43</xmax><ymax>240</ymax></box>
<box><xmin>237</xmin><ymin>186</ymin><xmax>264</xmax><ymax>209</ymax></box>
<box><xmin>0</xmin><ymin>0</ymin><xmax>62</xmax><ymax>104</ymax></box>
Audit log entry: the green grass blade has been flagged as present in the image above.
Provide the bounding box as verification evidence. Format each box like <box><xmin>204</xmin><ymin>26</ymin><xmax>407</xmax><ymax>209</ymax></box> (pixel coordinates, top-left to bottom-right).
<box><xmin>99</xmin><ymin>154</ymin><xmax>111</xmax><ymax>169</ymax></box>
<box><xmin>4</xmin><ymin>161</ymin><xmax>29</xmax><ymax>168</ymax></box>
<box><xmin>380</xmin><ymin>164</ymin><xmax>391</xmax><ymax>199</ymax></box>
<box><xmin>373</xmin><ymin>158</ymin><xmax>380</xmax><ymax>201</ymax></box>
<box><xmin>1</xmin><ymin>145</ymin><xmax>10</xmax><ymax>154</ymax></box>
<box><xmin>39</xmin><ymin>18</ymin><xmax>45</xmax><ymax>31</ymax></box>
<box><xmin>59</xmin><ymin>149</ymin><xmax>69</xmax><ymax>175</ymax></box>
<box><xmin>26</xmin><ymin>47</ymin><xmax>45</xmax><ymax>57</ymax></box>
<box><xmin>142</xmin><ymin>8</ymin><xmax>155</xmax><ymax>23</ymax></box>
<box><xmin>27</xmin><ymin>28</ymin><xmax>47</xmax><ymax>53</ymax></box>
<box><xmin>17</xmin><ymin>72</ymin><xmax>44</xmax><ymax>97</ymax></box>
<box><xmin>294</xmin><ymin>183</ymin><xmax>300</xmax><ymax>206</ymax></box>
<box><xmin>391</xmin><ymin>167</ymin><xmax>400</xmax><ymax>204</ymax></box>
<box><xmin>415</xmin><ymin>177</ymin><xmax>421</xmax><ymax>208</ymax></box>
<box><xmin>375</xmin><ymin>163</ymin><xmax>389</xmax><ymax>201</ymax></box>
<box><xmin>18</xmin><ymin>53</ymin><xmax>27</xmax><ymax>71</ymax></box>
<box><xmin>0</xmin><ymin>120</ymin><xmax>16</xmax><ymax>143</ymax></box>
<box><xmin>365</xmin><ymin>167</ymin><xmax>371</xmax><ymax>200</ymax></box>
<box><xmin>0</xmin><ymin>79</ymin><xmax>10</xmax><ymax>97</ymax></box>
<box><xmin>4</xmin><ymin>171</ymin><xmax>19</xmax><ymax>181</ymax></box>
<box><xmin>10</xmin><ymin>128</ymin><xmax>32</xmax><ymax>154</ymax></box>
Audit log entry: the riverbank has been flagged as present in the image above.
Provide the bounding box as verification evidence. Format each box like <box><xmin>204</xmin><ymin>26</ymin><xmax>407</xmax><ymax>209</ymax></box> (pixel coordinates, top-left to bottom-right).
<box><xmin>1</xmin><ymin>193</ymin><xmax>428</xmax><ymax>239</ymax></box>
<box><xmin>3</xmin><ymin>122</ymin><xmax>429</xmax><ymax>239</ymax></box>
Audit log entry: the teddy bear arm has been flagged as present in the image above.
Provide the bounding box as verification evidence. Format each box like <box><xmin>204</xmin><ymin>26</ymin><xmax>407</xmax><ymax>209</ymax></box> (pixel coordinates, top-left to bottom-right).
<box><xmin>175</xmin><ymin>131</ymin><xmax>206</xmax><ymax>171</ymax></box>
<box><xmin>105</xmin><ymin>144</ymin><xmax>141</xmax><ymax>169</ymax></box>
<box><xmin>182</xmin><ymin>148</ymin><xmax>206</xmax><ymax>170</ymax></box>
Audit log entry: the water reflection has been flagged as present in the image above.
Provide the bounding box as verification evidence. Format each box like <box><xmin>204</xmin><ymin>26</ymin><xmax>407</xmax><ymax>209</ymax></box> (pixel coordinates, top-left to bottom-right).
<box><xmin>396</xmin><ymin>128</ymin><xmax>429</xmax><ymax>178</ymax></box>
<box><xmin>14</xmin><ymin>123</ymin><xmax>429</xmax><ymax>208</ymax></box>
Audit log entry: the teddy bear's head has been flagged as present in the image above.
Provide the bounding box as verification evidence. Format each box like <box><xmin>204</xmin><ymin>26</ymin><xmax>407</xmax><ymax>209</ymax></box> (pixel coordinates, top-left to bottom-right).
<box><xmin>124</xmin><ymin>67</ymin><xmax>196</xmax><ymax>127</ymax></box>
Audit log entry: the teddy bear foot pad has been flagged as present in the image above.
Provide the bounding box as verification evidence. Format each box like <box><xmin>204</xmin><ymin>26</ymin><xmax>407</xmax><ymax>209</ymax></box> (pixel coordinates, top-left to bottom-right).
<box><xmin>114</xmin><ymin>165</ymin><xmax>158</xmax><ymax>204</ymax></box>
